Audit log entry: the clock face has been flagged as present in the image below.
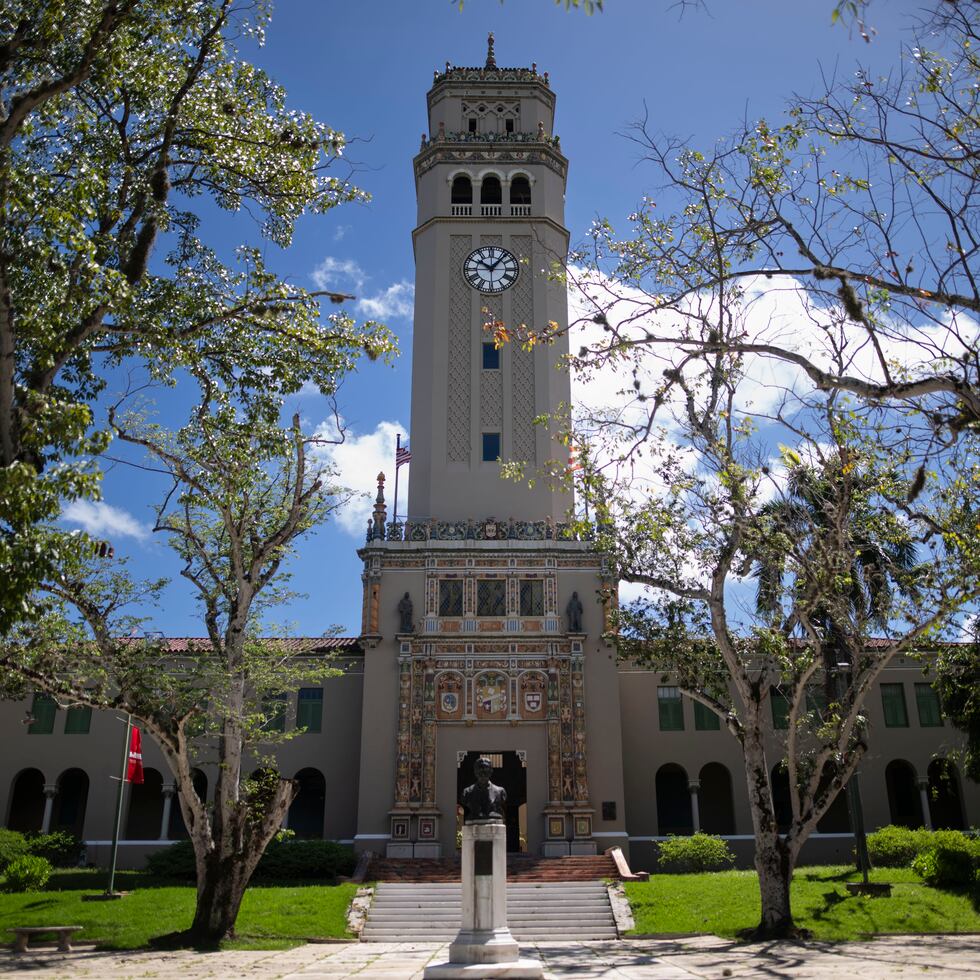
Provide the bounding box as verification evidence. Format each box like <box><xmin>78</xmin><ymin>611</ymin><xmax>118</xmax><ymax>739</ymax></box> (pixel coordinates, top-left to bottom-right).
<box><xmin>462</xmin><ymin>246</ymin><xmax>519</xmax><ymax>294</ymax></box>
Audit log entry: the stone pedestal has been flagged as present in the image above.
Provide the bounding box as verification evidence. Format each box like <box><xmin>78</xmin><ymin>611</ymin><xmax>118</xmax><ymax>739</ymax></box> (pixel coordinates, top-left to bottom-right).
<box><xmin>424</xmin><ymin>820</ymin><xmax>542</xmax><ymax>979</ymax></box>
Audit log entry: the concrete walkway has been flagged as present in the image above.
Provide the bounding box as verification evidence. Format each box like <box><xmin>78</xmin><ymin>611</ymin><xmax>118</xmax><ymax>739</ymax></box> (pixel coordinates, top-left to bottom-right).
<box><xmin>1</xmin><ymin>936</ymin><xmax>979</xmax><ymax>979</ymax></box>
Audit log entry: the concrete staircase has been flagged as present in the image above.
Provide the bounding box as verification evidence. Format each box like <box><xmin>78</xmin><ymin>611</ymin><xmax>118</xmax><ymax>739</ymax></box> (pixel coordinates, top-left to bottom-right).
<box><xmin>360</xmin><ymin>880</ymin><xmax>618</xmax><ymax>943</ymax></box>
<box><xmin>368</xmin><ymin>853</ymin><xmax>619</xmax><ymax>883</ymax></box>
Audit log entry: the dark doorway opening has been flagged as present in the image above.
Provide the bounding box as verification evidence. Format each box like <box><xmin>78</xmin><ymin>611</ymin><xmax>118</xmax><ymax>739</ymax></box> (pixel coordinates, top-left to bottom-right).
<box><xmin>457</xmin><ymin>750</ymin><xmax>527</xmax><ymax>853</ymax></box>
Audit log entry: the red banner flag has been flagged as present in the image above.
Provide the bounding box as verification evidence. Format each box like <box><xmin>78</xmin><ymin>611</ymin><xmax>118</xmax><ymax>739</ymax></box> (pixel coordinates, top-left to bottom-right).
<box><xmin>126</xmin><ymin>726</ymin><xmax>144</xmax><ymax>784</ymax></box>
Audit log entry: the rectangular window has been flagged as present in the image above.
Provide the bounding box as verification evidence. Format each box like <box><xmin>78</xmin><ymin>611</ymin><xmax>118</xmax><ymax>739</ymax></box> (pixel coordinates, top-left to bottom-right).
<box><xmin>657</xmin><ymin>686</ymin><xmax>684</xmax><ymax>731</ymax></box>
<box><xmin>468</xmin><ymin>117</ymin><xmax>477</xmax><ymax>133</ymax></box>
<box><xmin>482</xmin><ymin>342</ymin><xmax>500</xmax><ymax>370</ymax></box>
<box><xmin>64</xmin><ymin>705</ymin><xmax>92</xmax><ymax>735</ymax></box>
<box><xmin>880</xmin><ymin>683</ymin><xmax>909</xmax><ymax>728</ymax></box>
<box><xmin>297</xmin><ymin>688</ymin><xmax>323</xmax><ymax>734</ymax></box>
<box><xmin>915</xmin><ymin>683</ymin><xmax>943</xmax><ymax>727</ymax></box>
<box><xmin>505</xmin><ymin>118</ymin><xmax>514</xmax><ymax>134</ymax></box>
<box><xmin>770</xmin><ymin>688</ymin><xmax>789</xmax><ymax>730</ymax></box>
<box><xmin>439</xmin><ymin>579</ymin><xmax>463</xmax><ymax>617</ymax></box>
<box><xmin>693</xmin><ymin>700</ymin><xmax>720</xmax><ymax>731</ymax></box>
<box><xmin>482</xmin><ymin>432</ymin><xmax>501</xmax><ymax>462</ymax></box>
<box><xmin>519</xmin><ymin>579</ymin><xmax>544</xmax><ymax>616</ymax></box>
<box><xmin>28</xmin><ymin>693</ymin><xmax>56</xmax><ymax>735</ymax></box>
<box><xmin>477</xmin><ymin>579</ymin><xmax>506</xmax><ymax>617</ymax></box>
<box><xmin>261</xmin><ymin>693</ymin><xmax>288</xmax><ymax>733</ymax></box>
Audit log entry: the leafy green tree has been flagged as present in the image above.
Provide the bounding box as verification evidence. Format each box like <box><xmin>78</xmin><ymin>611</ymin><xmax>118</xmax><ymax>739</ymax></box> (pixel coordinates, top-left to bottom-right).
<box><xmin>0</xmin><ymin>376</ymin><xmax>350</xmax><ymax>944</ymax></box>
<box><xmin>576</xmin><ymin>371</ymin><xmax>979</xmax><ymax>937</ymax></box>
<box><xmin>0</xmin><ymin>0</ymin><xmax>392</xmax><ymax>633</ymax></box>
<box><xmin>934</xmin><ymin>612</ymin><xmax>980</xmax><ymax>784</ymax></box>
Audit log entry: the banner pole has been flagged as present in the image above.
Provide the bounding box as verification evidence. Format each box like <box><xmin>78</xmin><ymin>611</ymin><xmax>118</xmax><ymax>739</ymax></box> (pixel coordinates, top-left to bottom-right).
<box><xmin>106</xmin><ymin>713</ymin><xmax>132</xmax><ymax>896</ymax></box>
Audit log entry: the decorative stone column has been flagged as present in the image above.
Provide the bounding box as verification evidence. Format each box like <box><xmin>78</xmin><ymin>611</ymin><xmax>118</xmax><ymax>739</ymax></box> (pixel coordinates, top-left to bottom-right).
<box><xmin>424</xmin><ymin>819</ymin><xmax>542</xmax><ymax>978</ymax></box>
<box><xmin>159</xmin><ymin>784</ymin><xmax>175</xmax><ymax>840</ymax></box>
<box><xmin>40</xmin><ymin>784</ymin><xmax>58</xmax><ymax>833</ymax></box>
<box><xmin>689</xmin><ymin>780</ymin><xmax>701</xmax><ymax>833</ymax></box>
<box><xmin>918</xmin><ymin>778</ymin><xmax>933</xmax><ymax>830</ymax></box>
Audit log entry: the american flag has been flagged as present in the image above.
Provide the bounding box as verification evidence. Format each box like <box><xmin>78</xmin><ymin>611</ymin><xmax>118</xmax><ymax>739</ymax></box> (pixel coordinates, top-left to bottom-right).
<box><xmin>396</xmin><ymin>444</ymin><xmax>412</xmax><ymax>468</ymax></box>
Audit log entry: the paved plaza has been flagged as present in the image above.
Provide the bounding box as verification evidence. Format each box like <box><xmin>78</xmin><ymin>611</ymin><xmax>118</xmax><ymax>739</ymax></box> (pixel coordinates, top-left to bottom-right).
<box><xmin>1</xmin><ymin>936</ymin><xmax>979</xmax><ymax>979</ymax></box>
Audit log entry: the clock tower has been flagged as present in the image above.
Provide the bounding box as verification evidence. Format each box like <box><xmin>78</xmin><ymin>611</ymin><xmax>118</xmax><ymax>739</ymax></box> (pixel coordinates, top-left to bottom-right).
<box><xmin>354</xmin><ymin>37</ymin><xmax>628</xmax><ymax>863</ymax></box>
<box><xmin>407</xmin><ymin>33</ymin><xmax>573</xmax><ymax>523</ymax></box>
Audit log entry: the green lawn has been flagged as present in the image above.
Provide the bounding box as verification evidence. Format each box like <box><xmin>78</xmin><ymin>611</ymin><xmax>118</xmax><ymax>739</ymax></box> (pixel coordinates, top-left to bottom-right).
<box><xmin>0</xmin><ymin>870</ymin><xmax>358</xmax><ymax>950</ymax></box>
<box><xmin>625</xmin><ymin>865</ymin><xmax>980</xmax><ymax>941</ymax></box>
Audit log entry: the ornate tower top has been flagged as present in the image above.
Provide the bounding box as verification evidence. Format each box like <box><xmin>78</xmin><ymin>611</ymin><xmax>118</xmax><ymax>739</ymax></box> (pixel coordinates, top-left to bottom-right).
<box><xmin>486</xmin><ymin>31</ymin><xmax>496</xmax><ymax>69</ymax></box>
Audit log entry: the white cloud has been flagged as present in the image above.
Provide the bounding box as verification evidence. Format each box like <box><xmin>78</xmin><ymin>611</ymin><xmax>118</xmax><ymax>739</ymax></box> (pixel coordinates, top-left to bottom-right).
<box><xmin>357</xmin><ymin>281</ymin><xmax>415</xmax><ymax>321</ymax></box>
<box><xmin>312</xmin><ymin>419</ymin><xmax>409</xmax><ymax>537</ymax></box>
<box><xmin>333</xmin><ymin>224</ymin><xmax>351</xmax><ymax>242</ymax></box>
<box><xmin>311</xmin><ymin>256</ymin><xmax>367</xmax><ymax>292</ymax></box>
<box><xmin>62</xmin><ymin>499</ymin><xmax>150</xmax><ymax>541</ymax></box>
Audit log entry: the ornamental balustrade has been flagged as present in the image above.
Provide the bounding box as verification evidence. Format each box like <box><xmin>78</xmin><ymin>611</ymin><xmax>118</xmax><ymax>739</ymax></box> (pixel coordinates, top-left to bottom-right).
<box><xmin>365</xmin><ymin>516</ymin><xmax>598</xmax><ymax>544</ymax></box>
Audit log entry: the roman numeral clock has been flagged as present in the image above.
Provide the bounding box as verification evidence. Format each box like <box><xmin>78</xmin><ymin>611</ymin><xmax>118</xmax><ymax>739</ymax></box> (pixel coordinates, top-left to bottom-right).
<box><xmin>463</xmin><ymin>245</ymin><xmax>520</xmax><ymax>294</ymax></box>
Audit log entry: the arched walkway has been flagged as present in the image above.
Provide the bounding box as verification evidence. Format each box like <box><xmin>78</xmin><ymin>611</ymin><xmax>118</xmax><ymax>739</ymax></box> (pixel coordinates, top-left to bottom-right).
<box><xmin>816</xmin><ymin>765</ymin><xmax>851</xmax><ymax>833</ymax></box>
<box><xmin>52</xmin><ymin>768</ymin><xmax>89</xmax><ymax>837</ymax></box>
<box><xmin>289</xmin><ymin>768</ymin><xmax>326</xmax><ymax>839</ymax></box>
<box><xmin>927</xmin><ymin>759</ymin><xmax>965</xmax><ymax>830</ymax></box>
<box><xmin>168</xmin><ymin>769</ymin><xmax>208</xmax><ymax>839</ymax></box>
<box><xmin>771</xmin><ymin>765</ymin><xmax>792</xmax><ymax>832</ymax></box>
<box><xmin>885</xmin><ymin>759</ymin><xmax>923</xmax><ymax>828</ymax></box>
<box><xmin>698</xmin><ymin>763</ymin><xmax>735</xmax><ymax>835</ymax></box>
<box><xmin>7</xmin><ymin>768</ymin><xmax>45</xmax><ymax>833</ymax></box>
<box><xmin>125</xmin><ymin>767</ymin><xmax>163</xmax><ymax>839</ymax></box>
<box><xmin>656</xmin><ymin>763</ymin><xmax>693</xmax><ymax>836</ymax></box>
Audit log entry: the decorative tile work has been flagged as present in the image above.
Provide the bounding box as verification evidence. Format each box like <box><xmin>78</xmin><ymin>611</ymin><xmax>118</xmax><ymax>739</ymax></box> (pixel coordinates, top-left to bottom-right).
<box><xmin>511</xmin><ymin>235</ymin><xmax>536</xmax><ymax>464</ymax></box>
<box><xmin>480</xmin><ymin>287</ymin><xmax>503</xmax><ymax>428</ymax></box>
<box><xmin>447</xmin><ymin>235</ymin><xmax>473</xmax><ymax>462</ymax></box>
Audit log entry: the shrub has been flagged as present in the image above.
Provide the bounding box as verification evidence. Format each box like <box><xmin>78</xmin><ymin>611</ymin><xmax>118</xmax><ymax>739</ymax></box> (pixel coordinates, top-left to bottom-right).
<box><xmin>26</xmin><ymin>831</ymin><xmax>83</xmax><ymax>867</ymax></box>
<box><xmin>911</xmin><ymin>829</ymin><xmax>980</xmax><ymax>888</ymax></box>
<box><xmin>4</xmin><ymin>855</ymin><xmax>52</xmax><ymax>893</ymax></box>
<box><xmin>657</xmin><ymin>833</ymin><xmax>735</xmax><ymax>873</ymax></box>
<box><xmin>145</xmin><ymin>839</ymin><xmax>196</xmax><ymax>879</ymax></box>
<box><xmin>0</xmin><ymin>829</ymin><xmax>29</xmax><ymax>874</ymax></box>
<box><xmin>254</xmin><ymin>839</ymin><xmax>357</xmax><ymax>880</ymax></box>
<box><xmin>145</xmin><ymin>837</ymin><xmax>357</xmax><ymax>881</ymax></box>
<box><xmin>866</xmin><ymin>825</ymin><xmax>931</xmax><ymax>867</ymax></box>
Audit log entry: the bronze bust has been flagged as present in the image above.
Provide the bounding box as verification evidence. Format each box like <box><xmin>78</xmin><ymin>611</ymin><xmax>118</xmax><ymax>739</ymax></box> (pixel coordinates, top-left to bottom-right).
<box><xmin>460</xmin><ymin>757</ymin><xmax>506</xmax><ymax>823</ymax></box>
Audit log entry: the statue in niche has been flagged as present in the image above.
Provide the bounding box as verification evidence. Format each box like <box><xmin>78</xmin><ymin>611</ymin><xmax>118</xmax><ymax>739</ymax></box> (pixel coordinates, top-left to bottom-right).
<box><xmin>397</xmin><ymin>592</ymin><xmax>414</xmax><ymax>633</ymax></box>
<box><xmin>460</xmin><ymin>757</ymin><xmax>507</xmax><ymax>823</ymax></box>
<box><xmin>566</xmin><ymin>591</ymin><xmax>584</xmax><ymax>632</ymax></box>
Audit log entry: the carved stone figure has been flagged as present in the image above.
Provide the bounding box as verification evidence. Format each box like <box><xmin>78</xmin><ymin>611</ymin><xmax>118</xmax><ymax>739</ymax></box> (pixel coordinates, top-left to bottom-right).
<box><xmin>566</xmin><ymin>591</ymin><xmax>584</xmax><ymax>632</ymax></box>
<box><xmin>460</xmin><ymin>757</ymin><xmax>507</xmax><ymax>823</ymax></box>
<box><xmin>397</xmin><ymin>592</ymin><xmax>414</xmax><ymax>633</ymax></box>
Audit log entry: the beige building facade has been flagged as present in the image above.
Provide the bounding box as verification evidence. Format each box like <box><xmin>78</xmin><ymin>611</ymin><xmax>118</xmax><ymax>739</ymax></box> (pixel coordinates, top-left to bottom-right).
<box><xmin>0</xmin><ymin>41</ymin><xmax>977</xmax><ymax>871</ymax></box>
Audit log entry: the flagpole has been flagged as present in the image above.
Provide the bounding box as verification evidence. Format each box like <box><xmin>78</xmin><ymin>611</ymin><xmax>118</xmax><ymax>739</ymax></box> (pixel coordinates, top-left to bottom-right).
<box><xmin>392</xmin><ymin>433</ymin><xmax>401</xmax><ymax>525</ymax></box>
<box><xmin>106</xmin><ymin>713</ymin><xmax>132</xmax><ymax>896</ymax></box>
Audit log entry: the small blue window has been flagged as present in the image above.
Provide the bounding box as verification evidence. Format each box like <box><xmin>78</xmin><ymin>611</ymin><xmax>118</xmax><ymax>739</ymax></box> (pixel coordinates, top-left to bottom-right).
<box><xmin>482</xmin><ymin>432</ymin><xmax>500</xmax><ymax>462</ymax></box>
<box><xmin>482</xmin><ymin>342</ymin><xmax>500</xmax><ymax>370</ymax></box>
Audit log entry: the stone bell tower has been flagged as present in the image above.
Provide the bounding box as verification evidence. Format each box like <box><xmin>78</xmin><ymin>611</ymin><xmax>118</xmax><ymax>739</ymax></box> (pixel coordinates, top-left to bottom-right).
<box><xmin>353</xmin><ymin>37</ymin><xmax>628</xmax><ymax>863</ymax></box>
<box><xmin>406</xmin><ymin>32</ymin><xmax>573</xmax><ymax>523</ymax></box>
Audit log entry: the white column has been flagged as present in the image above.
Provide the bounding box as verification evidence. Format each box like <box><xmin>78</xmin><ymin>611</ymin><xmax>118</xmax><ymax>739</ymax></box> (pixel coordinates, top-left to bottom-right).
<box><xmin>41</xmin><ymin>784</ymin><xmax>58</xmax><ymax>833</ymax></box>
<box><xmin>159</xmin><ymin>785</ymin><xmax>175</xmax><ymax>840</ymax></box>
<box><xmin>688</xmin><ymin>780</ymin><xmax>701</xmax><ymax>833</ymax></box>
<box><xmin>918</xmin><ymin>778</ymin><xmax>933</xmax><ymax>830</ymax></box>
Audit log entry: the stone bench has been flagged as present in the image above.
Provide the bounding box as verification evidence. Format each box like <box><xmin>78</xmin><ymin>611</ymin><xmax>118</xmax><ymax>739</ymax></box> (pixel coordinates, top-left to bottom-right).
<box><xmin>12</xmin><ymin>926</ymin><xmax>83</xmax><ymax>953</ymax></box>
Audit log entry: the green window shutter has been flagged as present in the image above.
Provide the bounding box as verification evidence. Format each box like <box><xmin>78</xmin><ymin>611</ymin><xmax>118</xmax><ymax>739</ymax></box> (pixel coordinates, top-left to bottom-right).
<box><xmin>770</xmin><ymin>689</ymin><xmax>789</xmax><ymax>730</ymax></box>
<box><xmin>64</xmin><ymin>705</ymin><xmax>92</xmax><ymax>734</ymax></box>
<box><xmin>880</xmin><ymin>683</ymin><xmax>909</xmax><ymax>727</ymax></box>
<box><xmin>657</xmin><ymin>687</ymin><xmax>684</xmax><ymax>731</ymax></box>
<box><xmin>28</xmin><ymin>694</ymin><xmax>56</xmax><ymax>734</ymax></box>
<box><xmin>297</xmin><ymin>688</ymin><xmax>323</xmax><ymax>734</ymax></box>
<box><xmin>262</xmin><ymin>694</ymin><xmax>287</xmax><ymax>733</ymax></box>
<box><xmin>914</xmin><ymin>683</ymin><xmax>942</xmax><ymax>727</ymax></box>
<box><xmin>693</xmin><ymin>700</ymin><xmax>720</xmax><ymax>731</ymax></box>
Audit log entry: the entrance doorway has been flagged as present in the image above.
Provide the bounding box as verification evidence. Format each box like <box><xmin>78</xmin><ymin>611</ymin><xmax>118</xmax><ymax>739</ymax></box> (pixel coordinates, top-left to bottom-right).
<box><xmin>457</xmin><ymin>751</ymin><xmax>528</xmax><ymax>853</ymax></box>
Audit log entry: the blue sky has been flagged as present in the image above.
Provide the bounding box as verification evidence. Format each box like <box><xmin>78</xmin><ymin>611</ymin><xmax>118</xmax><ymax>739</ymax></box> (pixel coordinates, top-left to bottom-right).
<box><xmin>64</xmin><ymin>0</ymin><xmax>924</xmax><ymax>638</ymax></box>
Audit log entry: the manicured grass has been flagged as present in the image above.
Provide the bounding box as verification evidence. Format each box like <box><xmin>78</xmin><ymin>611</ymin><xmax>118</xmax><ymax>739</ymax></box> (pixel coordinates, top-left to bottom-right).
<box><xmin>625</xmin><ymin>865</ymin><xmax>980</xmax><ymax>941</ymax></box>
<box><xmin>0</xmin><ymin>869</ymin><xmax>358</xmax><ymax>950</ymax></box>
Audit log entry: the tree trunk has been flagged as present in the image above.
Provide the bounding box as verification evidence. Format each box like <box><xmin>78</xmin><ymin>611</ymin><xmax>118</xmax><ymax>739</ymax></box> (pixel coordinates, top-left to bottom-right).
<box><xmin>187</xmin><ymin>849</ymin><xmax>254</xmax><ymax>945</ymax></box>
<box><xmin>753</xmin><ymin>834</ymin><xmax>795</xmax><ymax>939</ymax></box>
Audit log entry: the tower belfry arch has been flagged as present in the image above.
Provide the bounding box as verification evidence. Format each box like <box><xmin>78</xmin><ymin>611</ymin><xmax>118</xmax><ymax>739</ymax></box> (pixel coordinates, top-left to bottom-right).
<box><xmin>352</xmin><ymin>36</ymin><xmax>628</xmax><ymax>861</ymax></box>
